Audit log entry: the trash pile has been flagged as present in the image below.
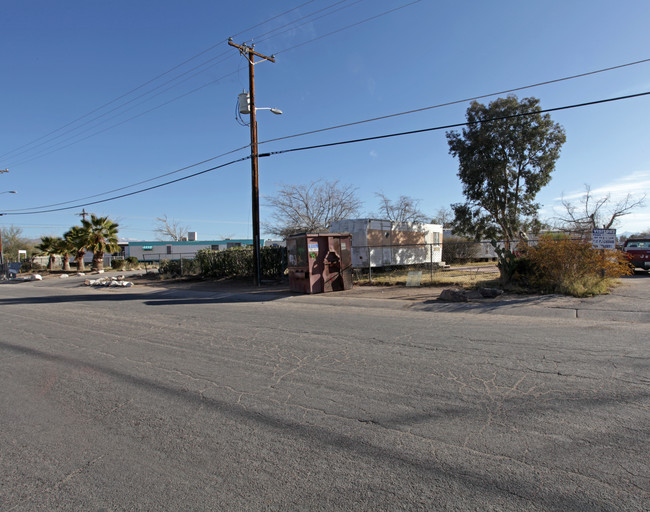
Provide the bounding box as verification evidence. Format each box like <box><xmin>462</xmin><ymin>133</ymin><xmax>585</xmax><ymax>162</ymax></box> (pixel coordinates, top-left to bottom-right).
<box><xmin>84</xmin><ymin>275</ymin><xmax>133</xmax><ymax>287</ymax></box>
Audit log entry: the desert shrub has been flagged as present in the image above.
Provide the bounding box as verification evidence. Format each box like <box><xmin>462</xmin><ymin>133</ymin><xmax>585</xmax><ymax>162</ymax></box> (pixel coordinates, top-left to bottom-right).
<box><xmin>111</xmin><ymin>259</ymin><xmax>127</xmax><ymax>270</ymax></box>
<box><xmin>521</xmin><ymin>235</ymin><xmax>631</xmax><ymax>296</ymax></box>
<box><xmin>19</xmin><ymin>260</ymin><xmax>40</xmax><ymax>273</ymax></box>
<box><xmin>126</xmin><ymin>256</ymin><xmax>139</xmax><ymax>269</ymax></box>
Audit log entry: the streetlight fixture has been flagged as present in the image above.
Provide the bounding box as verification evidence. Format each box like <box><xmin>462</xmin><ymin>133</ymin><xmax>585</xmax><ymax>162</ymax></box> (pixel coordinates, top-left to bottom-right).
<box><xmin>256</xmin><ymin>107</ymin><xmax>283</xmax><ymax>115</ymax></box>
<box><xmin>1</xmin><ymin>190</ymin><xmax>17</xmax><ymax>195</ymax></box>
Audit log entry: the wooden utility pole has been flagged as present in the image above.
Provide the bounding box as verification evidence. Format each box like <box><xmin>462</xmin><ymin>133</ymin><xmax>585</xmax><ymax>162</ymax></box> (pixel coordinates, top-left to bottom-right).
<box><xmin>228</xmin><ymin>39</ymin><xmax>275</xmax><ymax>286</ymax></box>
<box><xmin>76</xmin><ymin>208</ymin><xmax>88</xmax><ymax>222</ymax></box>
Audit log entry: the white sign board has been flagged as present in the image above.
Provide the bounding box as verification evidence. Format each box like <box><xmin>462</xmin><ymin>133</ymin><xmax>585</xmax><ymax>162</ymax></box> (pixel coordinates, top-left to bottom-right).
<box><xmin>592</xmin><ymin>229</ymin><xmax>616</xmax><ymax>250</ymax></box>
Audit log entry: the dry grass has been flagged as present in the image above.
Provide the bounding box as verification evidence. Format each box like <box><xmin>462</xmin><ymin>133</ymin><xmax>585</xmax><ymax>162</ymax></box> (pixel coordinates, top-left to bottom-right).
<box><xmin>354</xmin><ymin>265</ymin><xmax>500</xmax><ymax>289</ymax></box>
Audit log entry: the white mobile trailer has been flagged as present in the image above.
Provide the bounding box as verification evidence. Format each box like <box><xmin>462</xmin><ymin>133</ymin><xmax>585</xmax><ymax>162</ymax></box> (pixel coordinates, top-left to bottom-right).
<box><xmin>329</xmin><ymin>219</ymin><xmax>443</xmax><ymax>268</ymax></box>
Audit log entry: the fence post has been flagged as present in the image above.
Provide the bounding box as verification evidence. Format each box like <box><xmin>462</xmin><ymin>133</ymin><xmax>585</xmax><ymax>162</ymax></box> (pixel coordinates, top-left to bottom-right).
<box><xmin>368</xmin><ymin>246</ymin><xmax>372</xmax><ymax>283</ymax></box>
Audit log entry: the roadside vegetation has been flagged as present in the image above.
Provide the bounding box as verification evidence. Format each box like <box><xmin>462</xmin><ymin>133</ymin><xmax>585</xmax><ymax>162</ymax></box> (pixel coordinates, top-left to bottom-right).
<box><xmin>495</xmin><ymin>235</ymin><xmax>632</xmax><ymax>297</ymax></box>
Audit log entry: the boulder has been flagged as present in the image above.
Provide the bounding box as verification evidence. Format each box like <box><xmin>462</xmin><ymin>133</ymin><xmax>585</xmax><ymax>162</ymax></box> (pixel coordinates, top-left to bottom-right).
<box><xmin>439</xmin><ymin>288</ymin><xmax>469</xmax><ymax>302</ymax></box>
<box><xmin>478</xmin><ymin>287</ymin><xmax>504</xmax><ymax>298</ymax></box>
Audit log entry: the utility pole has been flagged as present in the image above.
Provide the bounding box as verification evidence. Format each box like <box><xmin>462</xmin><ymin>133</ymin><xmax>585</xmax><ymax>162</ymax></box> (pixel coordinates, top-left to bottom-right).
<box><xmin>228</xmin><ymin>39</ymin><xmax>275</xmax><ymax>286</ymax></box>
<box><xmin>76</xmin><ymin>208</ymin><xmax>88</xmax><ymax>222</ymax></box>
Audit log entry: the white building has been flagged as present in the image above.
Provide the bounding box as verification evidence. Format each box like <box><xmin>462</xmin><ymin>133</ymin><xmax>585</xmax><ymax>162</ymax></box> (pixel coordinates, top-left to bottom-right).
<box><xmin>329</xmin><ymin>219</ymin><xmax>443</xmax><ymax>268</ymax></box>
<box><xmin>126</xmin><ymin>239</ymin><xmax>254</xmax><ymax>261</ymax></box>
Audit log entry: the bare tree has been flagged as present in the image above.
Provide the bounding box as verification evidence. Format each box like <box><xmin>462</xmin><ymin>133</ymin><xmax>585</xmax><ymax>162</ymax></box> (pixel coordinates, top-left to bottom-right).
<box><xmin>154</xmin><ymin>214</ymin><xmax>189</xmax><ymax>241</ymax></box>
<box><xmin>555</xmin><ymin>185</ymin><xmax>646</xmax><ymax>237</ymax></box>
<box><xmin>373</xmin><ymin>193</ymin><xmax>429</xmax><ymax>223</ymax></box>
<box><xmin>265</xmin><ymin>180</ymin><xmax>362</xmax><ymax>238</ymax></box>
<box><xmin>431</xmin><ymin>207</ymin><xmax>454</xmax><ymax>227</ymax></box>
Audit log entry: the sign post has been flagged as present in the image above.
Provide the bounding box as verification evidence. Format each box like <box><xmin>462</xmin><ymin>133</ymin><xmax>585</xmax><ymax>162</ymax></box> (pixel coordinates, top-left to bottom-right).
<box><xmin>592</xmin><ymin>229</ymin><xmax>617</xmax><ymax>250</ymax></box>
<box><xmin>592</xmin><ymin>228</ymin><xmax>616</xmax><ymax>277</ymax></box>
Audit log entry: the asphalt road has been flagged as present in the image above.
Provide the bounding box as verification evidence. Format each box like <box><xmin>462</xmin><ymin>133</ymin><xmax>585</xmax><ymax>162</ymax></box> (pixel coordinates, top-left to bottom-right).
<box><xmin>1</xmin><ymin>276</ymin><xmax>648</xmax><ymax>511</ymax></box>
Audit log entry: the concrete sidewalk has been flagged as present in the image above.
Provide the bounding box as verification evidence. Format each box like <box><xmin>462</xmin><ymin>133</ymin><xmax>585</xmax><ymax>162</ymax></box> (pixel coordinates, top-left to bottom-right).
<box><xmin>304</xmin><ymin>276</ymin><xmax>650</xmax><ymax>323</ymax></box>
<box><xmin>133</xmin><ymin>273</ymin><xmax>650</xmax><ymax>323</ymax></box>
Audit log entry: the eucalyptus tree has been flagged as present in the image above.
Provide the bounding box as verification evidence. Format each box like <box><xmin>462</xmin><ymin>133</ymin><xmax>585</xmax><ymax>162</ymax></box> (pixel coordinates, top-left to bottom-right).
<box><xmin>446</xmin><ymin>95</ymin><xmax>566</xmax><ymax>247</ymax></box>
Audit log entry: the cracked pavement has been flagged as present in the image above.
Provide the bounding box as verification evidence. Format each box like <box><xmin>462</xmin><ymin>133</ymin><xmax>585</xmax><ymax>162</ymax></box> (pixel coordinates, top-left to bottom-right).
<box><xmin>1</xmin><ymin>275</ymin><xmax>648</xmax><ymax>510</ymax></box>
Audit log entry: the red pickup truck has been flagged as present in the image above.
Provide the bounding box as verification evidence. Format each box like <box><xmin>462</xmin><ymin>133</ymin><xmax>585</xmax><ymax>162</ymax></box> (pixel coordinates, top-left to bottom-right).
<box><xmin>623</xmin><ymin>238</ymin><xmax>650</xmax><ymax>271</ymax></box>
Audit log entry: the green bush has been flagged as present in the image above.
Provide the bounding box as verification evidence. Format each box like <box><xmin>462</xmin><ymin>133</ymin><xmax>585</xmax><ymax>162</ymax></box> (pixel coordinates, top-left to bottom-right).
<box><xmin>126</xmin><ymin>256</ymin><xmax>139</xmax><ymax>268</ymax></box>
<box><xmin>158</xmin><ymin>258</ymin><xmax>200</xmax><ymax>277</ymax></box>
<box><xmin>195</xmin><ymin>247</ymin><xmax>286</xmax><ymax>279</ymax></box>
<box><xmin>16</xmin><ymin>260</ymin><xmax>41</xmax><ymax>273</ymax></box>
<box><xmin>111</xmin><ymin>259</ymin><xmax>127</xmax><ymax>270</ymax></box>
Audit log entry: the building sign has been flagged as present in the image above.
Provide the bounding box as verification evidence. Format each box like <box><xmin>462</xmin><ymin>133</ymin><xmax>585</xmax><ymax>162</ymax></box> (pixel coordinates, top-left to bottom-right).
<box><xmin>592</xmin><ymin>229</ymin><xmax>616</xmax><ymax>250</ymax></box>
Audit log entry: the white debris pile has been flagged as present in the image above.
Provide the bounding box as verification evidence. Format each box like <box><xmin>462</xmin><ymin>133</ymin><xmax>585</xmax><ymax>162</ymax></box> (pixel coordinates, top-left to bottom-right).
<box><xmin>84</xmin><ymin>275</ymin><xmax>133</xmax><ymax>287</ymax></box>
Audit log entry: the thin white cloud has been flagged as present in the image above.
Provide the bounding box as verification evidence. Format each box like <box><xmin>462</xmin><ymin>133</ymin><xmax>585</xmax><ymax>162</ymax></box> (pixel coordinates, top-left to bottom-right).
<box><xmin>557</xmin><ymin>170</ymin><xmax>650</xmax><ymax>201</ymax></box>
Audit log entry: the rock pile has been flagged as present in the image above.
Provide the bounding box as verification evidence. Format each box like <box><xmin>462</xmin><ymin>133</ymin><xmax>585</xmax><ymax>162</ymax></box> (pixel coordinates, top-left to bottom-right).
<box><xmin>84</xmin><ymin>275</ymin><xmax>133</xmax><ymax>287</ymax></box>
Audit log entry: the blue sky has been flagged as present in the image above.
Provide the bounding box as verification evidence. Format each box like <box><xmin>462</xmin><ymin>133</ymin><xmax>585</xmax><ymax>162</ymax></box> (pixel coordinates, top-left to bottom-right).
<box><xmin>2</xmin><ymin>0</ymin><xmax>650</xmax><ymax>241</ymax></box>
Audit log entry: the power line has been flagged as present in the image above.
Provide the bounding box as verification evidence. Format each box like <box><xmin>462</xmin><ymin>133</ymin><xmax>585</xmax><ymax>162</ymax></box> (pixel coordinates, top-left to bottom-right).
<box><xmin>257</xmin><ymin>57</ymin><xmax>650</xmax><ymax>146</ymax></box>
<box><xmin>3</xmin><ymin>145</ymin><xmax>250</xmax><ymax>212</ymax></box>
<box><xmin>244</xmin><ymin>0</ymin><xmax>357</xmax><ymax>46</ymax></box>
<box><xmin>4</xmin><ymin>90</ymin><xmax>648</xmax><ymax>217</ymax></box>
<box><xmin>6</xmin><ymin>69</ymin><xmax>240</xmax><ymax>169</ymax></box>
<box><xmin>8</xmin><ymin>55</ymin><xmax>650</xmax><ymax>212</ymax></box>
<box><xmin>2</xmin><ymin>1</ymin><xmax>419</xmax><ymax>169</ymax></box>
<box><xmin>273</xmin><ymin>0</ymin><xmax>421</xmax><ymax>55</ymax></box>
<box><xmin>1</xmin><ymin>155</ymin><xmax>252</xmax><ymax>216</ymax></box>
<box><xmin>0</xmin><ymin>0</ymin><xmax>324</xmax><ymax>164</ymax></box>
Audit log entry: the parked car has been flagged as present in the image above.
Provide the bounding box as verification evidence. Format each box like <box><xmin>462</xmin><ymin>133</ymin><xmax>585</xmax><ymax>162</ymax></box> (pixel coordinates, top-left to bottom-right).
<box><xmin>622</xmin><ymin>238</ymin><xmax>650</xmax><ymax>271</ymax></box>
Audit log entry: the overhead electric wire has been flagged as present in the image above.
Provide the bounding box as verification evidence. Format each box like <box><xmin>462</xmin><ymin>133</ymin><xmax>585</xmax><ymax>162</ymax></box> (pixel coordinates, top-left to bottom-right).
<box><xmin>262</xmin><ymin>91</ymin><xmax>650</xmax><ymax>157</ymax></box>
<box><xmin>2</xmin><ymin>0</ymin><xmax>420</xmax><ymax>169</ymax></box>
<box><xmin>6</xmin><ymin>68</ymin><xmax>241</xmax><ymax>169</ymax></box>
<box><xmin>245</xmin><ymin>0</ymin><xmax>362</xmax><ymax>46</ymax></box>
<box><xmin>258</xmin><ymin>56</ymin><xmax>650</xmax><ymax>146</ymax></box>
<box><xmin>0</xmin><ymin>0</ymin><xmax>322</xmax><ymax>163</ymax></box>
<box><xmin>7</xmin><ymin>56</ymin><xmax>650</xmax><ymax>212</ymax></box>
<box><xmin>3</xmin><ymin>54</ymin><xmax>238</xmax><ymax>167</ymax></box>
<box><xmin>1</xmin><ymin>155</ymin><xmax>253</xmax><ymax>216</ymax></box>
<box><xmin>5</xmin><ymin>0</ymin><xmax>337</xmax><ymax>164</ymax></box>
<box><xmin>4</xmin><ymin>90</ymin><xmax>648</xmax><ymax>217</ymax></box>
<box><xmin>273</xmin><ymin>0</ymin><xmax>422</xmax><ymax>55</ymax></box>
<box><xmin>3</xmin><ymin>144</ymin><xmax>250</xmax><ymax>212</ymax></box>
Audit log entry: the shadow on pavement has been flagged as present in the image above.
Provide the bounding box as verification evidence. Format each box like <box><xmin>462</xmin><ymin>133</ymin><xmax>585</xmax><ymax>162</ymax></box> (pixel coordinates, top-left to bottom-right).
<box><xmin>0</xmin><ymin>338</ymin><xmax>639</xmax><ymax>511</ymax></box>
<box><xmin>0</xmin><ymin>288</ymin><xmax>294</xmax><ymax>306</ymax></box>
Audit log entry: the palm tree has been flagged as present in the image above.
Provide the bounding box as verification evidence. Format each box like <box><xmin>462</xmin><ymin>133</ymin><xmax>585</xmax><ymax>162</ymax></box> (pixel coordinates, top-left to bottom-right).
<box><xmin>64</xmin><ymin>226</ymin><xmax>88</xmax><ymax>272</ymax></box>
<box><xmin>81</xmin><ymin>214</ymin><xmax>120</xmax><ymax>271</ymax></box>
<box><xmin>55</xmin><ymin>237</ymin><xmax>72</xmax><ymax>271</ymax></box>
<box><xmin>36</xmin><ymin>236</ymin><xmax>62</xmax><ymax>271</ymax></box>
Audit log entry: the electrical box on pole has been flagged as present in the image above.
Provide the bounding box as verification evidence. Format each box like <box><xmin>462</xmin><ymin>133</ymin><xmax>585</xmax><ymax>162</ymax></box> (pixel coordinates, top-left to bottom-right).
<box><xmin>238</xmin><ymin>92</ymin><xmax>250</xmax><ymax>114</ymax></box>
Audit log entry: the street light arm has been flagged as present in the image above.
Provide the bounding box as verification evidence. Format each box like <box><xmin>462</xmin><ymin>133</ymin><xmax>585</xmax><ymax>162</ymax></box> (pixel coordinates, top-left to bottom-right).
<box><xmin>255</xmin><ymin>107</ymin><xmax>283</xmax><ymax>115</ymax></box>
